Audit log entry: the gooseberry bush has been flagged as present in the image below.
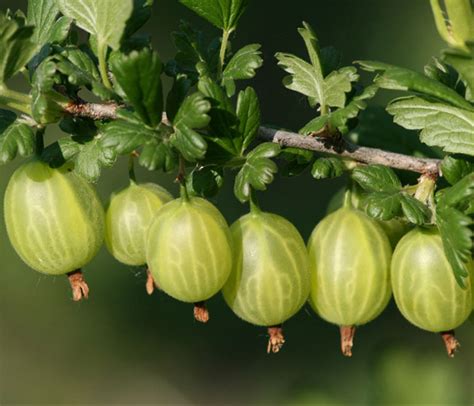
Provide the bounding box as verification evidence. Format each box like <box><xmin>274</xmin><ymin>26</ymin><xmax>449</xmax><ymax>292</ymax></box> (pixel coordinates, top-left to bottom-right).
<box><xmin>1</xmin><ymin>0</ymin><xmax>473</xmax><ymax>357</ymax></box>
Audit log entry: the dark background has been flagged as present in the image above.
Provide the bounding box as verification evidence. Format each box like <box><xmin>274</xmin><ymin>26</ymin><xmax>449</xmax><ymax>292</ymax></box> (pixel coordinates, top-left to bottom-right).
<box><xmin>1</xmin><ymin>0</ymin><xmax>473</xmax><ymax>404</ymax></box>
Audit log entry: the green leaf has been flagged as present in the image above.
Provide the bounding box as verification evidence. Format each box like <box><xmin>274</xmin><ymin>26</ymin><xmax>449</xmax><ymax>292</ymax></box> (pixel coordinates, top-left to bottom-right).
<box><xmin>222</xmin><ymin>44</ymin><xmax>263</xmax><ymax>97</ymax></box>
<box><xmin>43</xmin><ymin>135</ymin><xmax>117</xmax><ymax>182</ymax></box>
<box><xmin>187</xmin><ymin>165</ymin><xmax>224</xmax><ymax>197</ymax></box>
<box><xmin>110</xmin><ymin>47</ymin><xmax>163</xmax><ymax>127</ymax></box>
<box><xmin>311</xmin><ymin>157</ymin><xmax>346</xmax><ymax>179</ymax></box>
<box><xmin>173</xmin><ymin>92</ymin><xmax>211</xmax><ymax>130</ymax></box>
<box><xmin>357</xmin><ymin>60</ymin><xmax>473</xmax><ymax>111</ymax></box>
<box><xmin>0</xmin><ymin>109</ymin><xmax>35</xmax><ymax>164</ymax></box>
<box><xmin>276</xmin><ymin>53</ymin><xmax>357</xmax><ymax>109</ymax></box>
<box><xmin>0</xmin><ymin>12</ymin><xmax>37</xmax><ymax>83</ymax></box>
<box><xmin>171</xmin><ymin>124</ymin><xmax>207</xmax><ymax>162</ymax></box>
<box><xmin>387</xmin><ymin>96</ymin><xmax>474</xmax><ymax>156</ymax></box>
<box><xmin>166</xmin><ymin>74</ymin><xmax>192</xmax><ymax>122</ymax></box>
<box><xmin>280</xmin><ymin>147</ymin><xmax>313</xmax><ymax>177</ymax></box>
<box><xmin>139</xmin><ymin>138</ymin><xmax>177</xmax><ymax>172</ymax></box>
<box><xmin>352</xmin><ymin>165</ymin><xmax>402</xmax><ymax>193</ymax></box>
<box><xmin>57</xmin><ymin>0</ymin><xmax>133</xmax><ymax>50</ymax></box>
<box><xmin>399</xmin><ymin>194</ymin><xmax>431</xmax><ymax>225</ymax></box>
<box><xmin>101</xmin><ymin>119</ymin><xmax>155</xmax><ymax>154</ymax></box>
<box><xmin>31</xmin><ymin>58</ymin><xmax>69</xmax><ymax>124</ymax></box>
<box><xmin>27</xmin><ymin>0</ymin><xmax>71</xmax><ymax>47</ymax></box>
<box><xmin>171</xmin><ymin>91</ymin><xmax>210</xmax><ymax>161</ymax></box>
<box><xmin>436</xmin><ymin>206</ymin><xmax>473</xmax><ymax>287</ymax></box>
<box><xmin>56</xmin><ymin>46</ymin><xmax>114</xmax><ymax>100</ymax></box>
<box><xmin>443</xmin><ymin>52</ymin><xmax>474</xmax><ymax>102</ymax></box>
<box><xmin>236</xmin><ymin>87</ymin><xmax>260</xmax><ymax>152</ymax></box>
<box><xmin>179</xmin><ymin>0</ymin><xmax>248</xmax><ymax>31</ymax></box>
<box><xmin>439</xmin><ymin>172</ymin><xmax>474</xmax><ymax>209</ymax></box>
<box><xmin>234</xmin><ymin>142</ymin><xmax>280</xmax><ymax>203</ymax></box>
<box><xmin>363</xmin><ymin>191</ymin><xmax>403</xmax><ymax>221</ymax></box>
<box><xmin>441</xmin><ymin>156</ymin><xmax>474</xmax><ymax>185</ymax></box>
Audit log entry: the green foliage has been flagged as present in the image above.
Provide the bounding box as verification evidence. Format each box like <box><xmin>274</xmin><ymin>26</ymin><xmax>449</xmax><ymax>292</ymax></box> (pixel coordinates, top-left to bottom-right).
<box><xmin>352</xmin><ymin>165</ymin><xmax>431</xmax><ymax>225</ymax></box>
<box><xmin>222</xmin><ymin>44</ymin><xmax>263</xmax><ymax>97</ymax></box>
<box><xmin>0</xmin><ymin>12</ymin><xmax>37</xmax><ymax>83</ymax></box>
<box><xmin>276</xmin><ymin>23</ymin><xmax>358</xmax><ymax>112</ymax></box>
<box><xmin>0</xmin><ymin>109</ymin><xmax>35</xmax><ymax>164</ymax></box>
<box><xmin>234</xmin><ymin>143</ymin><xmax>280</xmax><ymax>203</ymax></box>
<box><xmin>56</xmin><ymin>0</ymin><xmax>133</xmax><ymax>50</ymax></box>
<box><xmin>387</xmin><ymin>96</ymin><xmax>474</xmax><ymax>156</ymax></box>
<box><xmin>311</xmin><ymin>157</ymin><xmax>346</xmax><ymax>179</ymax></box>
<box><xmin>179</xmin><ymin>0</ymin><xmax>248</xmax><ymax>31</ymax></box>
<box><xmin>27</xmin><ymin>0</ymin><xmax>71</xmax><ymax>47</ymax></box>
<box><xmin>441</xmin><ymin>156</ymin><xmax>474</xmax><ymax>185</ymax></box>
<box><xmin>110</xmin><ymin>47</ymin><xmax>164</xmax><ymax>127</ymax></box>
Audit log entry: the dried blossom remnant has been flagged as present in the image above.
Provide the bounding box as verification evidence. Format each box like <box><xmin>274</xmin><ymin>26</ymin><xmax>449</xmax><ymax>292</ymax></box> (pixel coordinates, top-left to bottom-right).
<box><xmin>267</xmin><ymin>326</ymin><xmax>285</xmax><ymax>354</ymax></box>
<box><xmin>67</xmin><ymin>270</ymin><xmax>89</xmax><ymax>301</ymax></box>
<box><xmin>440</xmin><ymin>330</ymin><xmax>460</xmax><ymax>358</ymax></box>
<box><xmin>146</xmin><ymin>268</ymin><xmax>157</xmax><ymax>295</ymax></box>
<box><xmin>193</xmin><ymin>301</ymin><xmax>210</xmax><ymax>323</ymax></box>
<box><xmin>340</xmin><ymin>325</ymin><xmax>356</xmax><ymax>357</ymax></box>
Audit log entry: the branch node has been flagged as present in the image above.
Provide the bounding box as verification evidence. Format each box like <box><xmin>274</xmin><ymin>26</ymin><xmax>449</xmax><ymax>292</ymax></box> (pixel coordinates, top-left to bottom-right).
<box><xmin>67</xmin><ymin>269</ymin><xmax>89</xmax><ymax>302</ymax></box>
<box><xmin>267</xmin><ymin>325</ymin><xmax>285</xmax><ymax>354</ymax></box>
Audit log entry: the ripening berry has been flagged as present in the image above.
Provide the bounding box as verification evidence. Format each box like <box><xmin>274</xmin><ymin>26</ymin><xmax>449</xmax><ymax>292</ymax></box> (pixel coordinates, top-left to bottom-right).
<box><xmin>308</xmin><ymin>207</ymin><xmax>392</xmax><ymax>356</ymax></box>
<box><xmin>4</xmin><ymin>160</ymin><xmax>104</xmax><ymax>276</ymax></box>
<box><xmin>105</xmin><ymin>181</ymin><xmax>172</xmax><ymax>266</ymax></box>
<box><xmin>146</xmin><ymin>197</ymin><xmax>233</xmax><ymax>305</ymax></box>
<box><xmin>222</xmin><ymin>210</ymin><xmax>310</xmax><ymax>353</ymax></box>
<box><xmin>391</xmin><ymin>227</ymin><xmax>472</xmax><ymax>356</ymax></box>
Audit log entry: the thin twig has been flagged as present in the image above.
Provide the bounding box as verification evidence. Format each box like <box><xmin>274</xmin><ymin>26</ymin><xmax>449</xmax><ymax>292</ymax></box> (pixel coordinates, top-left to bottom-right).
<box><xmin>61</xmin><ymin>101</ymin><xmax>442</xmax><ymax>175</ymax></box>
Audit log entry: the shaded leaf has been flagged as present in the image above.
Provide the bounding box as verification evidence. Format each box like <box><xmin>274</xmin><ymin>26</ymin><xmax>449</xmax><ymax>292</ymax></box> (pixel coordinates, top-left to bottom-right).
<box><xmin>222</xmin><ymin>44</ymin><xmax>263</xmax><ymax>97</ymax></box>
<box><xmin>0</xmin><ymin>109</ymin><xmax>35</xmax><ymax>164</ymax></box>
<box><xmin>441</xmin><ymin>156</ymin><xmax>474</xmax><ymax>185</ymax></box>
<box><xmin>311</xmin><ymin>157</ymin><xmax>346</xmax><ymax>179</ymax></box>
<box><xmin>352</xmin><ymin>165</ymin><xmax>402</xmax><ymax>193</ymax></box>
<box><xmin>187</xmin><ymin>165</ymin><xmax>224</xmax><ymax>197</ymax></box>
<box><xmin>179</xmin><ymin>0</ymin><xmax>248</xmax><ymax>31</ymax></box>
<box><xmin>110</xmin><ymin>47</ymin><xmax>163</xmax><ymax>126</ymax></box>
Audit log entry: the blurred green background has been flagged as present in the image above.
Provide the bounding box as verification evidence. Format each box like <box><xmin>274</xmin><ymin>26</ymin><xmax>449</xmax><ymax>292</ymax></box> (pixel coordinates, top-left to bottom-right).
<box><xmin>1</xmin><ymin>0</ymin><xmax>473</xmax><ymax>404</ymax></box>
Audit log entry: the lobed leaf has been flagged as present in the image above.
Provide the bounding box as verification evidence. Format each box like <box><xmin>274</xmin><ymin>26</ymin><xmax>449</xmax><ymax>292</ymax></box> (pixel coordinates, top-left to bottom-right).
<box><xmin>0</xmin><ymin>12</ymin><xmax>37</xmax><ymax>83</ymax></box>
<box><xmin>357</xmin><ymin>60</ymin><xmax>473</xmax><ymax>110</ymax></box>
<box><xmin>441</xmin><ymin>156</ymin><xmax>474</xmax><ymax>185</ymax></box>
<box><xmin>234</xmin><ymin>142</ymin><xmax>280</xmax><ymax>203</ymax></box>
<box><xmin>352</xmin><ymin>165</ymin><xmax>402</xmax><ymax>193</ymax></box>
<box><xmin>27</xmin><ymin>0</ymin><xmax>71</xmax><ymax>47</ymax></box>
<box><xmin>0</xmin><ymin>109</ymin><xmax>35</xmax><ymax>164</ymax></box>
<box><xmin>57</xmin><ymin>0</ymin><xmax>133</xmax><ymax>50</ymax></box>
<box><xmin>436</xmin><ymin>206</ymin><xmax>473</xmax><ymax>287</ymax></box>
<box><xmin>311</xmin><ymin>157</ymin><xmax>346</xmax><ymax>179</ymax></box>
<box><xmin>387</xmin><ymin>96</ymin><xmax>474</xmax><ymax>156</ymax></box>
<box><xmin>236</xmin><ymin>86</ymin><xmax>260</xmax><ymax>153</ymax></box>
<box><xmin>110</xmin><ymin>47</ymin><xmax>164</xmax><ymax>127</ymax></box>
<box><xmin>179</xmin><ymin>0</ymin><xmax>248</xmax><ymax>31</ymax></box>
<box><xmin>222</xmin><ymin>44</ymin><xmax>263</xmax><ymax>97</ymax></box>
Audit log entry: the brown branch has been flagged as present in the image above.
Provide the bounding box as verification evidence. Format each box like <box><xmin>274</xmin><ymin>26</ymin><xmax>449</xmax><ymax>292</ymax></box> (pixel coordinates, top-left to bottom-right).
<box><xmin>61</xmin><ymin>101</ymin><xmax>442</xmax><ymax>175</ymax></box>
<box><xmin>259</xmin><ymin>127</ymin><xmax>441</xmax><ymax>175</ymax></box>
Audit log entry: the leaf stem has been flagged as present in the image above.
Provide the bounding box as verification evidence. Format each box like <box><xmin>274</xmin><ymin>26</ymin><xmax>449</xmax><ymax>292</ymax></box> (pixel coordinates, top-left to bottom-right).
<box><xmin>128</xmin><ymin>154</ymin><xmax>137</xmax><ymax>183</ymax></box>
<box><xmin>97</xmin><ymin>42</ymin><xmax>112</xmax><ymax>89</ymax></box>
<box><xmin>35</xmin><ymin>127</ymin><xmax>45</xmax><ymax>156</ymax></box>
<box><xmin>249</xmin><ymin>190</ymin><xmax>261</xmax><ymax>214</ymax></box>
<box><xmin>218</xmin><ymin>29</ymin><xmax>231</xmax><ymax>78</ymax></box>
<box><xmin>0</xmin><ymin>85</ymin><xmax>32</xmax><ymax>115</ymax></box>
<box><xmin>178</xmin><ymin>155</ymin><xmax>190</xmax><ymax>201</ymax></box>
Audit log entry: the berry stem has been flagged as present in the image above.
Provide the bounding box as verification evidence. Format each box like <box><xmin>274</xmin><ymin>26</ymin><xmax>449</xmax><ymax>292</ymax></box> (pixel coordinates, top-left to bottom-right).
<box><xmin>267</xmin><ymin>325</ymin><xmax>285</xmax><ymax>353</ymax></box>
<box><xmin>249</xmin><ymin>190</ymin><xmax>262</xmax><ymax>214</ymax></box>
<box><xmin>340</xmin><ymin>325</ymin><xmax>356</xmax><ymax>357</ymax></box>
<box><xmin>440</xmin><ymin>330</ymin><xmax>460</xmax><ymax>358</ymax></box>
<box><xmin>67</xmin><ymin>270</ymin><xmax>89</xmax><ymax>301</ymax></box>
<box><xmin>193</xmin><ymin>301</ymin><xmax>209</xmax><ymax>323</ymax></box>
<box><xmin>128</xmin><ymin>153</ymin><xmax>137</xmax><ymax>183</ymax></box>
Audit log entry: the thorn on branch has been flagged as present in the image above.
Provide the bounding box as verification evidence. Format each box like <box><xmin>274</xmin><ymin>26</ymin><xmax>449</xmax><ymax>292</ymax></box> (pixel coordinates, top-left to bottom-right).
<box><xmin>67</xmin><ymin>269</ymin><xmax>89</xmax><ymax>301</ymax></box>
